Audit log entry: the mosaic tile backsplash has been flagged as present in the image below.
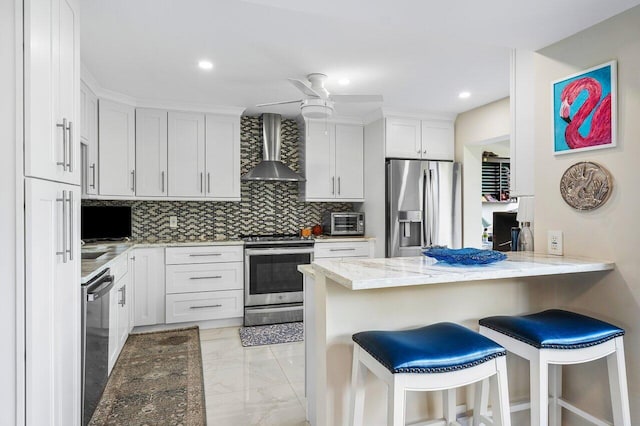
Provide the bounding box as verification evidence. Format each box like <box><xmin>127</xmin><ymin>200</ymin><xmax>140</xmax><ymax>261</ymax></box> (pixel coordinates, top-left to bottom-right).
<box><xmin>83</xmin><ymin>116</ymin><xmax>354</xmax><ymax>242</ymax></box>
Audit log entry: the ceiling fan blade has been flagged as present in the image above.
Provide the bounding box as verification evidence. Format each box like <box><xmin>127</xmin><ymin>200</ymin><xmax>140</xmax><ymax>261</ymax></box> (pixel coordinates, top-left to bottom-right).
<box><xmin>288</xmin><ymin>78</ymin><xmax>321</xmax><ymax>98</ymax></box>
<box><xmin>256</xmin><ymin>99</ymin><xmax>302</xmax><ymax>107</ymax></box>
<box><xmin>331</xmin><ymin>94</ymin><xmax>384</xmax><ymax>103</ymax></box>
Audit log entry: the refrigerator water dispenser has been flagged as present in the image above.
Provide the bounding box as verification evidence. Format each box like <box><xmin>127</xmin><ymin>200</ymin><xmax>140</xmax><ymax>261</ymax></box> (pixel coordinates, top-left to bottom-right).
<box><xmin>398</xmin><ymin>210</ymin><xmax>422</xmax><ymax>248</ymax></box>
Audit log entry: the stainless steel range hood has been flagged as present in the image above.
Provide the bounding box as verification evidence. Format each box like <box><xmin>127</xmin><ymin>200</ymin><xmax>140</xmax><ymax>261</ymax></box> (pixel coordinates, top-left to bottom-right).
<box><xmin>241</xmin><ymin>113</ymin><xmax>305</xmax><ymax>182</ymax></box>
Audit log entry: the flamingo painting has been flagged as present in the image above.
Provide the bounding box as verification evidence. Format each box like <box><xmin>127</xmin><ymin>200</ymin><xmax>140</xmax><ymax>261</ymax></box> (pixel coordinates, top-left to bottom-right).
<box><xmin>553</xmin><ymin>61</ymin><xmax>616</xmax><ymax>154</ymax></box>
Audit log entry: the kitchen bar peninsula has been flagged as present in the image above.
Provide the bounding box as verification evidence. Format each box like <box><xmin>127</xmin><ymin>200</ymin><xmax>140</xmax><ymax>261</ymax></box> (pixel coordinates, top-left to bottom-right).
<box><xmin>299</xmin><ymin>253</ymin><xmax>614</xmax><ymax>426</ymax></box>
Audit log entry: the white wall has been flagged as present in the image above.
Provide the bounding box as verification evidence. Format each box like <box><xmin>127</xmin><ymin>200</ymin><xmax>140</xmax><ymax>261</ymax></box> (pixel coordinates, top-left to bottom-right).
<box><xmin>454</xmin><ymin>98</ymin><xmax>511</xmax><ymax>246</ymax></box>
<box><xmin>360</xmin><ymin>119</ymin><xmax>386</xmax><ymax>257</ymax></box>
<box><xmin>533</xmin><ymin>6</ymin><xmax>640</xmax><ymax>423</ymax></box>
<box><xmin>0</xmin><ymin>0</ymin><xmax>20</xmax><ymax>424</ymax></box>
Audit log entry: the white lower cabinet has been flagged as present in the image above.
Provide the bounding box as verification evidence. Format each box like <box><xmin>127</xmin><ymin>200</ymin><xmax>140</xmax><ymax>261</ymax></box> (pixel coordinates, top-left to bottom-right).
<box><xmin>132</xmin><ymin>247</ymin><xmax>166</xmax><ymax>326</ymax></box>
<box><xmin>25</xmin><ymin>178</ymin><xmax>81</xmax><ymax>426</ymax></box>
<box><xmin>166</xmin><ymin>290</ymin><xmax>244</xmax><ymax>323</ymax></box>
<box><xmin>314</xmin><ymin>240</ymin><xmax>374</xmax><ymax>261</ymax></box>
<box><xmin>108</xmin><ymin>254</ymin><xmax>132</xmax><ymax>373</ymax></box>
<box><xmin>165</xmin><ymin>245</ymin><xmax>244</xmax><ymax>324</ymax></box>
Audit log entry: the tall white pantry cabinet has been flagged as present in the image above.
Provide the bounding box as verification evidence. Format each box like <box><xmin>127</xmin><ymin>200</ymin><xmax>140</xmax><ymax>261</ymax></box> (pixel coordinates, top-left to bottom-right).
<box><xmin>24</xmin><ymin>0</ymin><xmax>81</xmax><ymax>424</ymax></box>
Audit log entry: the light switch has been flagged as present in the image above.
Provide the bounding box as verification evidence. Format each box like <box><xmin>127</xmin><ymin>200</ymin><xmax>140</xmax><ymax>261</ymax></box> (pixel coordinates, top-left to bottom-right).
<box><xmin>169</xmin><ymin>216</ymin><xmax>178</xmax><ymax>228</ymax></box>
<box><xmin>548</xmin><ymin>230</ymin><xmax>563</xmax><ymax>255</ymax></box>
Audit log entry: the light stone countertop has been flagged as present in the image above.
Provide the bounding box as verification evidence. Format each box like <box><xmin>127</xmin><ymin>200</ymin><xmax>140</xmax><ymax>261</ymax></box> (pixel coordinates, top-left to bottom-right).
<box><xmin>81</xmin><ymin>239</ymin><xmax>244</xmax><ymax>284</ymax></box>
<box><xmin>303</xmin><ymin>252</ymin><xmax>614</xmax><ymax>290</ymax></box>
<box><xmin>82</xmin><ymin>237</ymin><xmax>373</xmax><ymax>284</ymax></box>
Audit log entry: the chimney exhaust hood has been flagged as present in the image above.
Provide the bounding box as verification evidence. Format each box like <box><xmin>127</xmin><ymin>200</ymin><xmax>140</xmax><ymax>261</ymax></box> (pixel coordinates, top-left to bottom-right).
<box><xmin>241</xmin><ymin>113</ymin><xmax>305</xmax><ymax>182</ymax></box>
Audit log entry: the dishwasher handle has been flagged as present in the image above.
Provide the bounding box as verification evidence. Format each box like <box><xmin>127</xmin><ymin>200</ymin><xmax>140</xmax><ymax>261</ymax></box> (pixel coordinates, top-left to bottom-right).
<box><xmin>87</xmin><ymin>275</ymin><xmax>115</xmax><ymax>302</ymax></box>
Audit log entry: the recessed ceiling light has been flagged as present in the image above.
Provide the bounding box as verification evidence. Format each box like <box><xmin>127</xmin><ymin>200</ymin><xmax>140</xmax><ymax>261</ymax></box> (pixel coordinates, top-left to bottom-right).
<box><xmin>458</xmin><ymin>91</ymin><xmax>471</xmax><ymax>99</ymax></box>
<box><xmin>338</xmin><ymin>78</ymin><xmax>350</xmax><ymax>86</ymax></box>
<box><xmin>198</xmin><ymin>60</ymin><xmax>213</xmax><ymax>70</ymax></box>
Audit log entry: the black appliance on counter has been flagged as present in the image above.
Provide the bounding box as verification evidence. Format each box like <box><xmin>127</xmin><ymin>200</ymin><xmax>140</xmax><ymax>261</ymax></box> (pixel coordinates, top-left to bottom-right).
<box><xmin>492</xmin><ymin>212</ymin><xmax>519</xmax><ymax>252</ymax></box>
<box><xmin>81</xmin><ymin>206</ymin><xmax>132</xmax><ymax>241</ymax></box>
<box><xmin>240</xmin><ymin>233</ymin><xmax>313</xmax><ymax>326</ymax></box>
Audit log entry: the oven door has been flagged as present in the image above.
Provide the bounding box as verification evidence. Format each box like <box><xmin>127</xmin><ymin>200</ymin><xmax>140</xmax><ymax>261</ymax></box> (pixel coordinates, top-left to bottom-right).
<box><xmin>244</xmin><ymin>247</ymin><xmax>313</xmax><ymax>307</ymax></box>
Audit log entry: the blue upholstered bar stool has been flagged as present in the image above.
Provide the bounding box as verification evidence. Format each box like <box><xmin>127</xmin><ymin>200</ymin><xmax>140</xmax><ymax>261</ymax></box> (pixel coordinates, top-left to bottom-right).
<box><xmin>350</xmin><ymin>322</ymin><xmax>511</xmax><ymax>426</ymax></box>
<box><xmin>479</xmin><ymin>309</ymin><xmax>631</xmax><ymax>426</ymax></box>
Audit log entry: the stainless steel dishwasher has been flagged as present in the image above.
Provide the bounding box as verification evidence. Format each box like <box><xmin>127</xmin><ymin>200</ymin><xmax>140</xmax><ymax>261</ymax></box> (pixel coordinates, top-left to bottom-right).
<box><xmin>81</xmin><ymin>268</ymin><xmax>115</xmax><ymax>426</ymax></box>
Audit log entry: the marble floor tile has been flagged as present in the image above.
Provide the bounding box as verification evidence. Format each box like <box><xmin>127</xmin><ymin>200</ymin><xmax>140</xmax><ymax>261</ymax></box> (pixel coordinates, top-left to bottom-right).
<box><xmin>200</xmin><ymin>326</ymin><xmax>241</xmax><ymax>341</ymax></box>
<box><xmin>269</xmin><ymin>341</ymin><xmax>305</xmax><ymax>358</ymax></box>
<box><xmin>204</xmin><ymin>357</ymin><xmax>289</xmax><ymax>396</ymax></box>
<box><xmin>276</xmin><ymin>354</ymin><xmax>306</xmax><ymax>384</ymax></box>
<box><xmin>201</xmin><ymin>326</ymin><xmax>308</xmax><ymax>425</ymax></box>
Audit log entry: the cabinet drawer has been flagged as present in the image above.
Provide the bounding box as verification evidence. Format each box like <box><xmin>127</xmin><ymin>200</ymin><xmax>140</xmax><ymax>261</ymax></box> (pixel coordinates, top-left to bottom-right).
<box><xmin>165</xmin><ymin>290</ymin><xmax>243</xmax><ymax>323</ymax></box>
<box><xmin>166</xmin><ymin>263</ymin><xmax>243</xmax><ymax>294</ymax></box>
<box><xmin>110</xmin><ymin>254</ymin><xmax>129</xmax><ymax>282</ymax></box>
<box><xmin>314</xmin><ymin>242</ymin><xmax>371</xmax><ymax>259</ymax></box>
<box><xmin>165</xmin><ymin>245</ymin><xmax>243</xmax><ymax>264</ymax></box>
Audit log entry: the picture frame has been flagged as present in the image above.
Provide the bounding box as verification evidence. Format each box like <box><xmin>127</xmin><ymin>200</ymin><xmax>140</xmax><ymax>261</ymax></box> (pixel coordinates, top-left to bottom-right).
<box><xmin>552</xmin><ymin>60</ymin><xmax>617</xmax><ymax>155</ymax></box>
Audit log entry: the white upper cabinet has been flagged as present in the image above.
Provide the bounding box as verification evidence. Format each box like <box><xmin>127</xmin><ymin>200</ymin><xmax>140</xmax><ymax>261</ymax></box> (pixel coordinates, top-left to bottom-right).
<box><xmin>510</xmin><ymin>49</ymin><xmax>535</xmax><ymax>197</ymax></box>
<box><xmin>301</xmin><ymin>120</ymin><xmax>364</xmax><ymax>201</ymax></box>
<box><xmin>24</xmin><ymin>0</ymin><xmax>80</xmax><ymax>185</ymax></box>
<box><xmin>385</xmin><ymin>117</ymin><xmax>454</xmax><ymax>161</ymax></box>
<box><xmin>205</xmin><ymin>114</ymin><xmax>241</xmax><ymax>200</ymax></box>
<box><xmin>98</xmin><ymin>99</ymin><xmax>136</xmax><ymax>196</ymax></box>
<box><xmin>80</xmin><ymin>82</ymin><xmax>98</xmax><ymax>196</ymax></box>
<box><xmin>421</xmin><ymin>120</ymin><xmax>454</xmax><ymax>161</ymax></box>
<box><xmin>303</xmin><ymin>120</ymin><xmax>336</xmax><ymax>199</ymax></box>
<box><xmin>334</xmin><ymin>124</ymin><xmax>364</xmax><ymax>199</ymax></box>
<box><xmin>168</xmin><ymin>112</ymin><xmax>205</xmax><ymax>197</ymax></box>
<box><xmin>136</xmin><ymin>109</ymin><xmax>168</xmax><ymax>197</ymax></box>
<box><xmin>385</xmin><ymin>118</ymin><xmax>421</xmax><ymax>159</ymax></box>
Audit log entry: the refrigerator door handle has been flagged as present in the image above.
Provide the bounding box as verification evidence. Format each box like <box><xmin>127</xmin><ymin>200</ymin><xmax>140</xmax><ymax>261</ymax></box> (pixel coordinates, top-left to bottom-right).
<box><xmin>429</xmin><ymin>168</ymin><xmax>439</xmax><ymax>246</ymax></box>
<box><xmin>422</xmin><ymin>169</ymin><xmax>429</xmax><ymax>247</ymax></box>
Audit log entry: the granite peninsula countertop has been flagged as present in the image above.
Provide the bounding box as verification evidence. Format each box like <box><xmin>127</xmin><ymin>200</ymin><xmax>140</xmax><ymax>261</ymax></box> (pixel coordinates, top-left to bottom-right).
<box><xmin>304</xmin><ymin>252</ymin><xmax>614</xmax><ymax>290</ymax></box>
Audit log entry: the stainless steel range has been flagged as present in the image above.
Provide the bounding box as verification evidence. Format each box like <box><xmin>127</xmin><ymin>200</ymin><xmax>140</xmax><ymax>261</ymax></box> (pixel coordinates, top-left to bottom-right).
<box><xmin>241</xmin><ymin>234</ymin><xmax>314</xmax><ymax>326</ymax></box>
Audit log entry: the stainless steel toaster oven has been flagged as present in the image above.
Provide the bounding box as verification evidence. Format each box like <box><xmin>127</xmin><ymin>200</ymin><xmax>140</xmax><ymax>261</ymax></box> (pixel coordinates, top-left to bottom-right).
<box><xmin>322</xmin><ymin>212</ymin><xmax>365</xmax><ymax>236</ymax></box>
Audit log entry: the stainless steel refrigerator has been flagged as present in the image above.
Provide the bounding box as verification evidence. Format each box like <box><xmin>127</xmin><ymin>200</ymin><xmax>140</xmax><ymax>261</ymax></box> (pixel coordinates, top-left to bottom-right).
<box><xmin>386</xmin><ymin>159</ymin><xmax>462</xmax><ymax>257</ymax></box>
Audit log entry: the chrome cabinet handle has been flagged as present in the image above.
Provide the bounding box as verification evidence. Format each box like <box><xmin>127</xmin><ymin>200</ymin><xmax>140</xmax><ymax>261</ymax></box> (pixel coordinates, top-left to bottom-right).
<box><xmin>189</xmin><ymin>275</ymin><xmax>222</xmax><ymax>280</ymax></box>
<box><xmin>200</xmin><ymin>172</ymin><xmax>204</xmax><ymax>193</ymax></box>
<box><xmin>329</xmin><ymin>248</ymin><xmax>356</xmax><ymax>252</ymax></box>
<box><xmin>55</xmin><ymin>190</ymin><xmax>68</xmax><ymax>263</ymax></box>
<box><xmin>56</xmin><ymin>118</ymin><xmax>68</xmax><ymax>171</ymax></box>
<box><xmin>331</xmin><ymin>176</ymin><xmax>335</xmax><ymax>194</ymax></box>
<box><xmin>68</xmin><ymin>191</ymin><xmax>74</xmax><ymax>261</ymax></box>
<box><xmin>207</xmin><ymin>172</ymin><xmax>211</xmax><ymax>194</ymax></box>
<box><xmin>68</xmin><ymin>121</ymin><xmax>73</xmax><ymax>172</ymax></box>
<box><xmin>131</xmin><ymin>170</ymin><xmax>136</xmax><ymax>192</ymax></box>
<box><xmin>161</xmin><ymin>171</ymin><xmax>165</xmax><ymax>193</ymax></box>
<box><xmin>189</xmin><ymin>253</ymin><xmax>222</xmax><ymax>257</ymax></box>
<box><xmin>189</xmin><ymin>304</ymin><xmax>222</xmax><ymax>310</ymax></box>
<box><xmin>337</xmin><ymin>177</ymin><xmax>341</xmax><ymax>195</ymax></box>
<box><xmin>89</xmin><ymin>164</ymin><xmax>96</xmax><ymax>189</ymax></box>
<box><xmin>423</xmin><ymin>149</ymin><xmax>427</xmax><ymax>154</ymax></box>
<box><xmin>118</xmin><ymin>285</ymin><xmax>126</xmax><ymax>306</ymax></box>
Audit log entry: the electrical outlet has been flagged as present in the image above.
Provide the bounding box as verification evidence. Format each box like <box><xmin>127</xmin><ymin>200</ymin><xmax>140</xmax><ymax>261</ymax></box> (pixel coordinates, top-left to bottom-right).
<box><xmin>169</xmin><ymin>216</ymin><xmax>178</xmax><ymax>228</ymax></box>
<box><xmin>548</xmin><ymin>230</ymin><xmax>563</xmax><ymax>255</ymax></box>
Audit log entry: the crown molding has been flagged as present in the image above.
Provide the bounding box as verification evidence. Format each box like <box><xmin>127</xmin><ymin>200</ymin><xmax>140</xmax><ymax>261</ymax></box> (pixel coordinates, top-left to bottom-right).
<box><xmin>81</xmin><ymin>62</ymin><xmax>245</xmax><ymax>116</ymax></box>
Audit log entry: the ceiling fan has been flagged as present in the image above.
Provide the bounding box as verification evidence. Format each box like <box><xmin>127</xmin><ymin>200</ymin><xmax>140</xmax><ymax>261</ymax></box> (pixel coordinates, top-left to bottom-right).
<box><xmin>256</xmin><ymin>73</ymin><xmax>383</xmax><ymax>118</ymax></box>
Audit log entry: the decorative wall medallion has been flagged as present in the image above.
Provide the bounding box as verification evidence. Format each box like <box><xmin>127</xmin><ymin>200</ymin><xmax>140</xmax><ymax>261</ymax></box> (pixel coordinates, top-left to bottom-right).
<box><xmin>559</xmin><ymin>161</ymin><xmax>612</xmax><ymax>210</ymax></box>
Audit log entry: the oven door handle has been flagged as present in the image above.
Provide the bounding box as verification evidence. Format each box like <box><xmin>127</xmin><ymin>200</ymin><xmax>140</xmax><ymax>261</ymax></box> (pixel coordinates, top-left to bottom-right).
<box><xmin>245</xmin><ymin>248</ymin><xmax>315</xmax><ymax>256</ymax></box>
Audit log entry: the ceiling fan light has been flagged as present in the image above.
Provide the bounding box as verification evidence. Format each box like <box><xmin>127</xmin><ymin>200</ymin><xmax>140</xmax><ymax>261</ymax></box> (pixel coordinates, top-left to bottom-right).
<box><xmin>301</xmin><ymin>100</ymin><xmax>334</xmax><ymax>119</ymax></box>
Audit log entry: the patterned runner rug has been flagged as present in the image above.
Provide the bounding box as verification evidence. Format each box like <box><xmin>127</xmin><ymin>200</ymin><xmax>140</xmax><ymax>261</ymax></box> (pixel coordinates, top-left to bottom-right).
<box><xmin>239</xmin><ymin>322</ymin><xmax>304</xmax><ymax>347</ymax></box>
<box><xmin>89</xmin><ymin>327</ymin><xmax>206</xmax><ymax>425</ymax></box>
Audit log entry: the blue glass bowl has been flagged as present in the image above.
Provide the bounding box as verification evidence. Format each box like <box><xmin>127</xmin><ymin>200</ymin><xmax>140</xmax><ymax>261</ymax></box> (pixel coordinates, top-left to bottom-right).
<box><xmin>422</xmin><ymin>247</ymin><xmax>507</xmax><ymax>265</ymax></box>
